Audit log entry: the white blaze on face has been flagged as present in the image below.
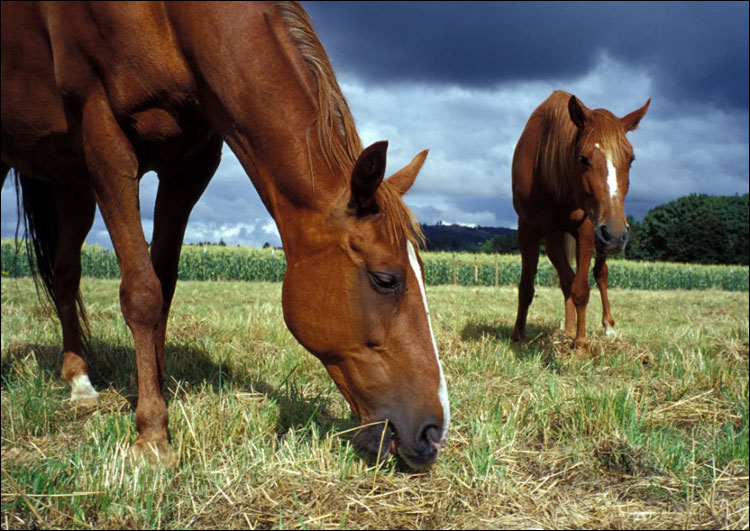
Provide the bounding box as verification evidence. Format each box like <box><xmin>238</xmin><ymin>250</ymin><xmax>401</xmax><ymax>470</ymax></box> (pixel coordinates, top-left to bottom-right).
<box><xmin>406</xmin><ymin>241</ymin><xmax>450</xmax><ymax>444</ymax></box>
<box><xmin>595</xmin><ymin>143</ymin><xmax>619</xmax><ymax>201</ymax></box>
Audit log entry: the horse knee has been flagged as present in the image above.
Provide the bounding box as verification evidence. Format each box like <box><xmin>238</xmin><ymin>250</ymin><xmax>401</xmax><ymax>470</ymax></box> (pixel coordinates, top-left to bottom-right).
<box><xmin>119</xmin><ymin>274</ymin><xmax>163</xmax><ymax>328</ymax></box>
<box><xmin>571</xmin><ymin>283</ymin><xmax>590</xmax><ymax>307</ymax></box>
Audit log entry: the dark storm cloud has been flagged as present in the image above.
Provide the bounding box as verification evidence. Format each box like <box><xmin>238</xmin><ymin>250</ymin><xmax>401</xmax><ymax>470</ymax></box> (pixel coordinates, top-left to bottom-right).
<box><xmin>2</xmin><ymin>3</ymin><xmax>747</xmax><ymax>248</ymax></box>
<box><xmin>304</xmin><ymin>1</ymin><xmax>749</xmax><ymax>110</ymax></box>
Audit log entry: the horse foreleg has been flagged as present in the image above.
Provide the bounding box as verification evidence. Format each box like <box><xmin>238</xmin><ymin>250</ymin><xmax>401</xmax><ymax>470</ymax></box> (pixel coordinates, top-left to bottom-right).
<box><xmin>544</xmin><ymin>232</ymin><xmax>576</xmax><ymax>339</ymax></box>
<box><xmin>571</xmin><ymin>222</ymin><xmax>595</xmax><ymax>351</ymax></box>
<box><xmin>511</xmin><ymin>220</ymin><xmax>541</xmax><ymax>342</ymax></box>
<box><xmin>150</xmin><ymin>137</ymin><xmax>221</xmax><ymax>383</ymax></box>
<box><xmin>52</xmin><ymin>183</ymin><xmax>98</xmax><ymax>402</ymax></box>
<box><xmin>82</xmin><ymin>94</ymin><xmax>173</xmax><ymax>466</ymax></box>
<box><xmin>593</xmin><ymin>254</ymin><xmax>615</xmax><ymax>337</ymax></box>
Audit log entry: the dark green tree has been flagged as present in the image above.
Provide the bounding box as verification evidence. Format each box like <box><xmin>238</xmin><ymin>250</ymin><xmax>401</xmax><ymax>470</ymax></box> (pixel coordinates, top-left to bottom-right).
<box><xmin>628</xmin><ymin>193</ymin><xmax>748</xmax><ymax>264</ymax></box>
<box><xmin>622</xmin><ymin>215</ymin><xmax>641</xmax><ymax>259</ymax></box>
<box><xmin>479</xmin><ymin>231</ymin><xmax>519</xmax><ymax>254</ymax></box>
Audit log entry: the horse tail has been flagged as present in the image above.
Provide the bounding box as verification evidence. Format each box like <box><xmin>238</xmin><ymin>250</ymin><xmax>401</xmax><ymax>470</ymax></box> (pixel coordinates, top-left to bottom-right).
<box><xmin>564</xmin><ymin>233</ymin><xmax>576</xmax><ymax>267</ymax></box>
<box><xmin>14</xmin><ymin>171</ymin><xmax>58</xmax><ymax>309</ymax></box>
<box><xmin>13</xmin><ymin>170</ymin><xmax>91</xmax><ymax>350</ymax></box>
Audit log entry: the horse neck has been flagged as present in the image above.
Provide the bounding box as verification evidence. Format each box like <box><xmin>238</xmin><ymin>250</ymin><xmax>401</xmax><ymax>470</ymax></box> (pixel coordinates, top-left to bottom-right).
<box><xmin>169</xmin><ymin>3</ymin><xmax>353</xmax><ymax>254</ymax></box>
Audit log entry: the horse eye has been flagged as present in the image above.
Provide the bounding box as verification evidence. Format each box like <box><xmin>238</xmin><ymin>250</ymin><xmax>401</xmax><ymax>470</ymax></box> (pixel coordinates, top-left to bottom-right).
<box><xmin>370</xmin><ymin>272</ymin><xmax>398</xmax><ymax>292</ymax></box>
<box><xmin>578</xmin><ymin>155</ymin><xmax>589</xmax><ymax>166</ymax></box>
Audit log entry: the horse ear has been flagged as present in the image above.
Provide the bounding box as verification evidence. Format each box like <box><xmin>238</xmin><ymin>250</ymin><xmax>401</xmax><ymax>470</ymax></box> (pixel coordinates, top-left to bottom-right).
<box><xmin>568</xmin><ymin>95</ymin><xmax>587</xmax><ymax>130</ymax></box>
<box><xmin>351</xmin><ymin>140</ymin><xmax>388</xmax><ymax>216</ymax></box>
<box><xmin>621</xmin><ymin>98</ymin><xmax>651</xmax><ymax>132</ymax></box>
<box><xmin>386</xmin><ymin>149</ymin><xmax>429</xmax><ymax>196</ymax></box>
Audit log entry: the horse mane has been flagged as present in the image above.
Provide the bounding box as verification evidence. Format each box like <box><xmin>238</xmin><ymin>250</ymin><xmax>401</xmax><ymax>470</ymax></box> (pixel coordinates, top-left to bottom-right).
<box><xmin>534</xmin><ymin>92</ymin><xmax>579</xmax><ymax>201</ymax></box>
<box><xmin>276</xmin><ymin>2</ymin><xmax>424</xmax><ymax>247</ymax></box>
<box><xmin>534</xmin><ymin>91</ymin><xmax>631</xmax><ymax>202</ymax></box>
<box><xmin>275</xmin><ymin>1</ymin><xmax>361</xmax><ymax>175</ymax></box>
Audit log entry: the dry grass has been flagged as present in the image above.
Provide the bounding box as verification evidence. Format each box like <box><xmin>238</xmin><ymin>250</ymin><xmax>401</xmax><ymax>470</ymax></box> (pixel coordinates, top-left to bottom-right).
<box><xmin>2</xmin><ymin>277</ymin><xmax>748</xmax><ymax>529</ymax></box>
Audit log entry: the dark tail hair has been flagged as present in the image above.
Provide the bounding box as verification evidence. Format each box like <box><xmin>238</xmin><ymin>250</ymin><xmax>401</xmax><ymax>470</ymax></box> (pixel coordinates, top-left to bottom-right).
<box><xmin>13</xmin><ymin>170</ymin><xmax>91</xmax><ymax>351</ymax></box>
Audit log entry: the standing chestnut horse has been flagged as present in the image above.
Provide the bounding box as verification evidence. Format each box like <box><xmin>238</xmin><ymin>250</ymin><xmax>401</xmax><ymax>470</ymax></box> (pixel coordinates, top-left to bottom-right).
<box><xmin>511</xmin><ymin>91</ymin><xmax>650</xmax><ymax>350</ymax></box>
<box><xmin>1</xmin><ymin>1</ymin><xmax>449</xmax><ymax>469</ymax></box>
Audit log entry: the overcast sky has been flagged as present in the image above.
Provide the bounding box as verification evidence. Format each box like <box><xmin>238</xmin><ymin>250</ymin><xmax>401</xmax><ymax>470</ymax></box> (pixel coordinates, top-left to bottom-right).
<box><xmin>2</xmin><ymin>1</ymin><xmax>748</xmax><ymax>248</ymax></box>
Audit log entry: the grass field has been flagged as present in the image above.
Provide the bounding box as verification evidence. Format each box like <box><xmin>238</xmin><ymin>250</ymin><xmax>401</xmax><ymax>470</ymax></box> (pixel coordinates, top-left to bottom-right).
<box><xmin>1</xmin><ymin>277</ymin><xmax>748</xmax><ymax>529</ymax></box>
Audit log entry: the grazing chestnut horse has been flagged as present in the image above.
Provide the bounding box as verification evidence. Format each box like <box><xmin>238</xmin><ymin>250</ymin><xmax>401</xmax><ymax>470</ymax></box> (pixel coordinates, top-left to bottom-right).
<box><xmin>1</xmin><ymin>1</ymin><xmax>449</xmax><ymax>469</ymax></box>
<box><xmin>511</xmin><ymin>91</ymin><xmax>650</xmax><ymax>350</ymax></box>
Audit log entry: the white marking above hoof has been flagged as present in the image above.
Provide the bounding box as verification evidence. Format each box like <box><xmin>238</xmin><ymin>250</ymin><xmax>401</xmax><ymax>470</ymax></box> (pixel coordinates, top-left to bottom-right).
<box><xmin>70</xmin><ymin>374</ymin><xmax>100</xmax><ymax>401</ymax></box>
<box><xmin>603</xmin><ymin>324</ymin><xmax>617</xmax><ymax>338</ymax></box>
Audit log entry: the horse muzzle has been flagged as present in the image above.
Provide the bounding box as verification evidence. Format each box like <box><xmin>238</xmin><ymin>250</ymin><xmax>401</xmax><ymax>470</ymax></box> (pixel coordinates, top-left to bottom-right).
<box><xmin>352</xmin><ymin>414</ymin><xmax>444</xmax><ymax>469</ymax></box>
<box><xmin>595</xmin><ymin>222</ymin><xmax>630</xmax><ymax>255</ymax></box>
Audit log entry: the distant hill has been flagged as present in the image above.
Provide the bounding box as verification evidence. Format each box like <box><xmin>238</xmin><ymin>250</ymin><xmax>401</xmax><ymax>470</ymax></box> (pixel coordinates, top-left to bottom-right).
<box><xmin>421</xmin><ymin>223</ymin><xmax>515</xmax><ymax>252</ymax></box>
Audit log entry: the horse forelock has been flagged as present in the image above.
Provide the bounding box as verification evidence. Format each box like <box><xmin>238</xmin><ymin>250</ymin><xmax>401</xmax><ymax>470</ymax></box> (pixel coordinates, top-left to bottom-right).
<box><xmin>580</xmin><ymin>110</ymin><xmax>632</xmax><ymax>168</ymax></box>
<box><xmin>375</xmin><ymin>180</ymin><xmax>426</xmax><ymax>249</ymax></box>
<box><xmin>274</xmin><ymin>1</ymin><xmax>362</xmax><ymax>177</ymax></box>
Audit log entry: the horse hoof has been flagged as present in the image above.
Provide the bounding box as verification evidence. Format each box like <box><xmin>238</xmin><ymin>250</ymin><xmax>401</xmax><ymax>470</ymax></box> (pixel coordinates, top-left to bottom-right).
<box><xmin>574</xmin><ymin>338</ymin><xmax>589</xmax><ymax>353</ymax></box>
<box><xmin>70</xmin><ymin>374</ymin><xmax>100</xmax><ymax>402</ymax></box>
<box><xmin>129</xmin><ymin>439</ymin><xmax>177</xmax><ymax>468</ymax></box>
<box><xmin>603</xmin><ymin>324</ymin><xmax>617</xmax><ymax>338</ymax></box>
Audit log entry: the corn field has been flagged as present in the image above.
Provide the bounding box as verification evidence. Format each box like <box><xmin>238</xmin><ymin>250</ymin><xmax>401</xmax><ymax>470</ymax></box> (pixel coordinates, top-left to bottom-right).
<box><xmin>2</xmin><ymin>240</ymin><xmax>748</xmax><ymax>291</ymax></box>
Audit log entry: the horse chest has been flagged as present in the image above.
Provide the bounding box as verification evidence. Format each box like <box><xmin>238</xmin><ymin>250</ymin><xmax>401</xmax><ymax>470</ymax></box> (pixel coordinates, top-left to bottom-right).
<box><xmin>130</xmin><ymin>108</ymin><xmax>184</xmax><ymax>143</ymax></box>
<box><xmin>122</xmin><ymin>106</ymin><xmax>215</xmax><ymax>176</ymax></box>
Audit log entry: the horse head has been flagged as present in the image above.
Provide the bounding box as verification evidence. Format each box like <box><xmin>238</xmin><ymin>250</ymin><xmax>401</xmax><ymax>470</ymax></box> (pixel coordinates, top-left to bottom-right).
<box><xmin>280</xmin><ymin>141</ymin><xmax>449</xmax><ymax>469</ymax></box>
<box><xmin>568</xmin><ymin>95</ymin><xmax>650</xmax><ymax>254</ymax></box>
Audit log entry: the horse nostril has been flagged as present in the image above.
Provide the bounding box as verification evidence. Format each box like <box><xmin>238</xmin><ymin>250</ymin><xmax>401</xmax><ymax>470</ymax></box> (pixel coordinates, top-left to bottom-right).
<box><xmin>598</xmin><ymin>224</ymin><xmax>612</xmax><ymax>244</ymax></box>
<box><xmin>420</xmin><ymin>424</ymin><xmax>442</xmax><ymax>447</ymax></box>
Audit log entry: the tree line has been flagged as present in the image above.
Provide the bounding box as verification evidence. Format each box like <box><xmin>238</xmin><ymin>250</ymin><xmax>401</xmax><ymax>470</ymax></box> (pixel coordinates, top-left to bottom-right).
<box><xmin>480</xmin><ymin>193</ymin><xmax>749</xmax><ymax>265</ymax></box>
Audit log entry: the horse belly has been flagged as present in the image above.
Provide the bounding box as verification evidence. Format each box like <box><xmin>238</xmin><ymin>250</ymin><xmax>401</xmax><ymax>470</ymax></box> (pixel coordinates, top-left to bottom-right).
<box><xmin>1</xmin><ymin>76</ymin><xmax>88</xmax><ymax>183</ymax></box>
<box><xmin>2</xmin><ymin>78</ymin><xmax>85</xmax><ymax>180</ymax></box>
